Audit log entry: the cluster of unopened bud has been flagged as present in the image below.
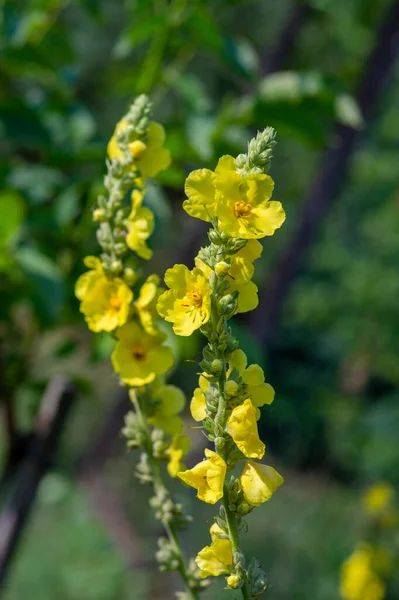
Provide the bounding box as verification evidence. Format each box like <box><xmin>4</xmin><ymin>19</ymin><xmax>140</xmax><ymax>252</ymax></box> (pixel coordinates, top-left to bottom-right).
<box><xmin>236</xmin><ymin>127</ymin><xmax>276</xmax><ymax>175</ymax></box>
<box><xmin>122</xmin><ymin>411</ymin><xmax>146</xmax><ymax>449</ymax></box>
<box><xmin>156</xmin><ymin>537</ymin><xmax>180</xmax><ymax>571</ymax></box>
<box><xmin>227</xmin><ymin>476</ymin><xmax>252</xmax><ymax>516</ymax></box>
<box><xmin>150</xmin><ymin>489</ymin><xmax>192</xmax><ymax>528</ymax></box>
<box><xmin>151</xmin><ymin>428</ymin><xmax>169</xmax><ymax>459</ymax></box>
<box><xmin>135</xmin><ymin>452</ymin><xmax>153</xmax><ymax>484</ymax></box>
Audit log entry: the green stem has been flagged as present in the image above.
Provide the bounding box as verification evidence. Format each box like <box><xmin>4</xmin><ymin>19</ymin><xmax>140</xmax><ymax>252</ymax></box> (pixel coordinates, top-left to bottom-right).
<box><xmin>209</xmin><ymin>293</ymin><xmax>252</xmax><ymax>600</ymax></box>
<box><xmin>131</xmin><ymin>390</ymin><xmax>198</xmax><ymax>600</ymax></box>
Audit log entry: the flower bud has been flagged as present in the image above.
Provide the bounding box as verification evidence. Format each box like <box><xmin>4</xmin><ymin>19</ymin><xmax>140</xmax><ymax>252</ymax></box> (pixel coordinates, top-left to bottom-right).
<box><xmin>123</xmin><ymin>267</ymin><xmax>137</xmax><ymax>286</ymax></box>
<box><xmin>110</xmin><ymin>259</ymin><xmax>123</xmax><ymax>274</ymax></box>
<box><xmin>237</xmin><ymin>501</ymin><xmax>251</xmax><ymax>516</ymax></box>
<box><xmin>211</xmin><ymin>359</ymin><xmax>223</xmax><ymax>374</ymax></box>
<box><xmin>225</xmin><ymin>380</ymin><xmax>238</xmax><ymax>397</ymax></box>
<box><xmin>215</xmin><ymin>261</ymin><xmax>230</xmax><ymax>277</ymax></box>
<box><xmin>129</xmin><ymin>139</ymin><xmax>147</xmax><ymax>159</ymax></box>
<box><xmin>93</xmin><ymin>208</ymin><xmax>107</xmax><ymax>222</ymax></box>
<box><xmin>226</xmin><ymin>574</ymin><xmax>241</xmax><ymax>589</ymax></box>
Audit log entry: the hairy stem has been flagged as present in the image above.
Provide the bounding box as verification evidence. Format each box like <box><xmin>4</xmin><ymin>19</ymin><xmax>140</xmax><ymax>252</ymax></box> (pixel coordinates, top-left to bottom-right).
<box><xmin>130</xmin><ymin>390</ymin><xmax>198</xmax><ymax>600</ymax></box>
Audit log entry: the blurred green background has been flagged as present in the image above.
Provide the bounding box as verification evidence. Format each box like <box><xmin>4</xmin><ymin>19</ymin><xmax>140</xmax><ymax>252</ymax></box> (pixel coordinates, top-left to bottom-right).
<box><xmin>1</xmin><ymin>0</ymin><xmax>399</xmax><ymax>598</ymax></box>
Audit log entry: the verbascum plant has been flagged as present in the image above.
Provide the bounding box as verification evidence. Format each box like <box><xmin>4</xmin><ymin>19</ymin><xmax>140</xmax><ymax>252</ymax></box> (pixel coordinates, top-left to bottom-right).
<box><xmin>76</xmin><ymin>95</ymin><xmax>207</xmax><ymax>600</ymax></box>
<box><xmin>340</xmin><ymin>482</ymin><xmax>398</xmax><ymax>600</ymax></box>
<box><xmin>157</xmin><ymin>128</ymin><xmax>285</xmax><ymax>598</ymax></box>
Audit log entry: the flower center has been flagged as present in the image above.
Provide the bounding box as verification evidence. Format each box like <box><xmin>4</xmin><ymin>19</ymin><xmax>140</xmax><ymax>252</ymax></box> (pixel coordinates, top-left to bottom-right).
<box><xmin>132</xmin><ymin>345</ymin><xmax>146</xmax><ymax>361</ymax></box>
<box><xmin>109</xmin><ymin>295</ymin><xmax>121</xmax><ymax>311</ymax></box>
<box><xmin>234</xmin><ymin>200</ymin><xmax>252</xmax><ymax>218</ymax></box>
<box><xmin>182</xmin><ymin>291</ymin><xmax>203</xmax><ymax>309</ymax></box>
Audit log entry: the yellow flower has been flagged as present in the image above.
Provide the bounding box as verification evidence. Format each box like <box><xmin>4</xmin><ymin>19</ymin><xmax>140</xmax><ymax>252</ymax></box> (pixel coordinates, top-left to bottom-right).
<box><xmin>167</xmin><ymin>434</ymin><xmax>191</xmax><ymax>477</ymax></box>
<box><xmin>183</xmin><ymin>155</ymin><xmax>285</xmax><ymax>239</ymax></box>
<box><xmin>147</xmin><ymin>380</ymin><xmax>185</xmax><ymax>435</ymax></box>
<box><xmin>111</xmin><ymin>322</ymin><xmax>173</xmax><ymax>386</ymax></box>
<box><xmin>108</xmin><ymin>120</ymin><xmax>171</xmax><ymax>180</ymax></box>
<box><xmin>228</xmin><ymin>349</ymin><xmax>275</xmax><ymax>415</ymax></box>
<box><xmin>226</xmin><ymin>399</ymin><xmax>265</xmax><ymax>459</ymax></box>
<box><xmin>340</xmin><ymin>545</ymin><xmax>385</xmax><ymax>600</ymax></box>
<box><xmin>157</xmin><ymin>264</ymin><xmax>212</xmax><ymax>336</ymax></box>
<box><xmin>226</xmin><ymin>574</ymin><xmax>240</xmax><ymax>588</ymax></box>
<box><xmin>190</xmin><ymin>375</ymin><xmax>210</xmax><ymax>422</ymax></box>
<box><xmin>195</xmin><ymin>523</ymin><xmax>233</xmax><ymax>577</ymax></box>
<box><xmin>125</xmin><ymin>190</ymin><xmax>154</xmax><ymax>260</ymax></box>
<box><xmin>239</xmin><ymin>460</ymin><xmax>284</xmax><ymax>506</ymax></box>
<box><xmin>135</xmin><ymin>274</ymin><xmax>161</xmax><ymax>335</ymax></box>
<box><xmin>75</xmin><ymin>256</ymin><xmax>133</xmax><ymax>332</ymax></box>
<box><xmin>177</xmin><ymin>449</ymin><xmax>226</xmax><ymax>504</ymax></box>
<box><xmin>363</xmin><ymin>483</ymin><xmax>394</xmax><ymax>517</ymax></box>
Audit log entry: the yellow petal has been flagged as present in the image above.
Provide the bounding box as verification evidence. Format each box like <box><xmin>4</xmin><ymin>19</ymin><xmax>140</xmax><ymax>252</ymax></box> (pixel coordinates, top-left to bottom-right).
<box><xmin>250</xmin><ymin>200</ymin><xmax>286</xmax><ymax>236</ymax></box>
<box><xmin>190</xmin><ymin>388</ymin><xmax>207</xmax><ymax>421</ymax></box>
<box><xmin>240</xmin><ymin>460</ymin><xmax>284</xmax><ymax>506</ymax></box>
<box><xmin>226</xmin><ymin>399</ymin><xmax>265</xmax><ymax>459</ymax></box>
<box><xmin>183</xmin><ymin>168</ymin><xmax>216</xmax><ymax>222</ymax></box>
<box><xmin>228</xmin><ymin>349</ymin><xmax>247</xmax><ymax>373</ymax></box>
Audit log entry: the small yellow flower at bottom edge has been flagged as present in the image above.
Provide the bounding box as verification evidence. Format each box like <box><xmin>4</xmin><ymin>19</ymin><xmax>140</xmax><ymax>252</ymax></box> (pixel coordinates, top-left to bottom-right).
<box><xmin>177</xmin><ymin>448</ymin><xmax>226</xmax><ymax>504</ymax></box>
<box><xmin>226</xmin><ymin>399</ymin><xmax>265</xmax><ymax>459</ymax></box>
<box><xmin>195</xmin><ymin>523</ymin><xmax>233</xmax><ymax>578</ymax></box>
<box><xmin>240</xmin><ymin>460</ymin><xmax>284</xmax><ymax>506</ymax></box>
<box><xmin>340</xmin><ymin>545</ymin><xmax>385</xmax><ymax>600</ymax></box>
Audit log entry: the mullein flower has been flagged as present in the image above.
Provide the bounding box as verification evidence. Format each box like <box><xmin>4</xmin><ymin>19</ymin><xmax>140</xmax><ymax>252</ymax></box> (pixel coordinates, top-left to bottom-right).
<box><xmin>75</xmin><ymin>256</ymin><xmax>133</xmax><ymax>332</ymax></box>
<box><xmin>340</xmin><ymin>545</ymin><xmax>385</xmax><ymax>600</ymax></box>
<box><xmin>147</xmin><ymin>379</ymin><xmax>186</xmax><ymax>435</ymax></box>
<box><xmin>111</xmin><ymin>322</ymin><xmax>174</xmax><ymax>386</ymax></box>
<box><xmin>195</xmin><ymin>523</ymin><xmax>233</xmax><ymax>578</ymax></box>
<box><xmin>157</xmin><ymin>264</ymin><xmax>212</xmax><ymax>336</ymax></box>
<box><xmin>178</xmin><ymin>449</ymin><xmax>227</xmax><ymax>504</ymax></box>
<box><xmin>226</xmin><ymin>399</ymin><xmax>265</xmax><ymax>459</ymax></box>
<box><xmin>167</xmin><ymin>434</ymin><xmax>191</xmax><ymax>477</ymax></box>
<box><xmin>125</xmin><ymin>190</ymin><xmax>155</xmax><ymax>259</ymax></box>
<box><xmin>362</xmin><ymin>483</ymin><xmax>394</xmax><ymax>518</ymax></box>
<box><xmin>108</xmin><ymin>120</ymin><xmax>171</xmax><ymax>181</ymax></box>
<box><xmin>239</xmin><ymin>460</ymin><xmax>284</xmax><ymax>506</ymax></box>
<box><xmin>183</xmin><ymin>155</ymin><xmax>285</xmax><ymax>238</ymax></box>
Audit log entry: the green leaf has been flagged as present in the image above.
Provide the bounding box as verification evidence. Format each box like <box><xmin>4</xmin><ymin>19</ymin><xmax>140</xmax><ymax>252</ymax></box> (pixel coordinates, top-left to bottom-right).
<box><xmin>0</xmin><ymin>190</ymin><xmax>26</xmax><ymax>246</ymax></box>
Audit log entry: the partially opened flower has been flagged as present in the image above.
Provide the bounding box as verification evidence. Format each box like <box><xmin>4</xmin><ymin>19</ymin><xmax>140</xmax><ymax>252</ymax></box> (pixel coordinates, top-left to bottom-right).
<box><xmin>135</xmin><ymin>274</ymin><xmax>161</xmax><ymax>335</ymax></box>
<box><xmin>190</xmin><ymin>375</ymin><xmax>210</xmax><ymax>422</ymax></box>
<box><xmin>75</xmin><ymin>256</ymin><xmax>133</xmax><ymax>332</ymax></box>
<box><xmin>340</xmin><ymin>545</ymin><xmax>385</xmax><ymax>600</ymax></box>
<box><xmin>147</xmin><ymin>380</ymin><xmax>186</xmax><ymax>436</ymax></box>
<box><xmin>228</xmin><ymin>349</ymin><xmax>274</xmax><ymax>415</ymax></box>
<box><xmin>125</xmin><ymin>190</ymin><xmax>154</xmax><ymax>260</ymax></box>
<box><xmin>167</xmin><ymin>434</ymin><xmax>191</xmax><ymax>477</ymax></box>
<box><xmin>157</xmin><ymin>264</ymin><xmax>212</xmax><ymax>336</ymax></box>
<box><xmin>178</xmin><ymin>449</ymin><xmax>226</xmax><ymax>504</ymax></box>
<box><xmin>226</xmin><ymin>399</ymin><xmax>265</xmax><ymax>459</ymax></box>
<box><xmin>195</xmin><ymin>523</ymin><xmax>233</xmax><ymax>578</ymax></box>
<box><xmin>111</xmin><ymin>322</ymin><xmax>173</xmax><ymax>386</ymax></box>
<box><xmin>240</xmin><ymin>460</ymin><xmax>284</xmax><ymax>506</ymax></box>
<box><xmin>108</xmin><ymin>120</ymin><xmax>171</xmax><ymax>180</ymax></box>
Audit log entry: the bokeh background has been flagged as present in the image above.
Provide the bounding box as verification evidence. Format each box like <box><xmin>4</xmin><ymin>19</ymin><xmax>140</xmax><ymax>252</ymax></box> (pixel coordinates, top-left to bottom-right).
<box><xmin>1</xmin><ymin>0</ymin><xmax>399</xmax><ymax>598</ymax></box>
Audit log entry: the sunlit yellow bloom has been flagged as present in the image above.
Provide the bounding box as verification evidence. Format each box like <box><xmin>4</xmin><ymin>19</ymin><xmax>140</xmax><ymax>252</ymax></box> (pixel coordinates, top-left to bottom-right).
<box><xmin>226</xmin><ymin>399</ymin><xmax>265</xmax><ymax>459</ymax></box>
<box><xmin>108</xmin><ymin>120</ymin><xmax>171</xmax><ymax>180</ymax></box>
<box><xmin>340</xmin><ymin>545</ymin><xmax>385</xmax><ymax>600</ymax></box>
<box><xmin>183</xmin><ymin>155</ymin><xmax>285</xmax><ymax>239</ymax></box>
<box><xmin>228</xmin><ymin>349</ymin><xmax>274</xmax><ymax>416</ymax></box>
<box><xmin>177</xmin><ymin>449</ymin><xmax>226</xmax><ymax>504</ymax></box>
<box><xmin>135</xmin><ymin>274</ymin><xmax>161</xmax><ymax>335</ymax></box>
<box><xmin>240</xmin><ymin>460</ymin><xmax>284</xmax><ymax>506</ymax></box>
<box><xmin>111</xmin><ymin>322</ymin><xmax>173</xmax><ymax>386</ymax></box>
<box><xmin>75</xmin><ymin>256</ymin><xmax>133</xmax><ymax>332</ymax></box>
<box><xmin>167</xmin><ymin>434</ymin><xmax>191</xmax><ymax>477</ymax></box>
<box><xmin>125</xmin><ymin>190</ymin><xmax>154</xmax><ymax>260</ymax></box>
<box><xmin>363</xmin><ymin>483</ymin><xmax>394</xmax><ymax>517</ymax></box>
<box><xmin>190</xmin><ymin>375</ymin><xmax>210</xmax><ymax>421</ymax></box>
<box><xmin>147</xmin><ymin>380</ymin><xmax>185</xmax><ymax>435</ymax></box>
<box><xmin>195</xmin><ymin>523</ymin><xmax>233</xmax><ymax>578</ymax></box>
<box><xmin>157</xmin><ymin>264</ymin><xmax>212</xmax><ymax>336</ymax></box>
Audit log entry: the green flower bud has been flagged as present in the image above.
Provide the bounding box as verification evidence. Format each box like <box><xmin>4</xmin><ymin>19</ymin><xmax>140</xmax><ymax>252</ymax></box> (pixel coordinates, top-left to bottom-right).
<box><xmin>211</xmin><ymin>358</ymin><xmax>223</xmax><ymax>374</ymax></box>
<box><xmin>123</xmin><ymin>267</ymin><xmax>137</xmax><ymax>286</ymax></box>
<box><xmin>226</xmin><ymin>573</ymin><xmax>241</xmax><ymax>589</ymax></box>
<box><xmin>225</xmin><ymin>380</ymin><xmax>238</xmax><ymax>397</ymax></box>
<box><xmin>110</xmin><ymin>259</ymin><xmax>123</xmax><ymax>274</ymax></box>
<box><xmin>215</xmin><ymin>261</ymin><xmax>230</xmax><ymax>277</ymax></box>
<box><xmin>93</xmin><ymin>208</ymin><xmax>107</xmax><ymax>222</ymax></box>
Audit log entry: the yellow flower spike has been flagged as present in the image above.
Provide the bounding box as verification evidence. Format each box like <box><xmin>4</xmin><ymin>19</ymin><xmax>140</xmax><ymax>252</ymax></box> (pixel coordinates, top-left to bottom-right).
<box><xmin>167</xmin><ymin>434</ymin><xmax>191</xmax><ymax>478</ymax></box>
<box><xmin>108</xmin><ymin>120</ymin><xmax>171</xmax><ymax>180</ymax></box>
<box><xmin>340</xmin><ymin>544</ymin><xmax>385</xmax><ymax>600</ymax></box>
<box><xmin>157</xmin><ymin>264</ymin><xmax>212</xmax><ymax>336</ymax></box>
<box><xmin>190</xmin><ymin>375</ymin><xmax>209</xmax><ymax>422</ymax></box>
<box><xmin>125</xmin><ymin>190</ymin><xmax>155</xmax><ymax>260</ymax></box>
<box><xmin>111</xmin><ymin>321</ymin><xmax>174</xmax><ymax>387</ymax></box>
<box><xmin>214</xmin><ymin>156</ymin><xmax>285</xmax><ymax>239</ymax></box>
<box><xmin>147</xmin><ymin>383</ymin><xmax>186</xmax><ymax>435</ymax></box>
<box><xmin>226</xmin><ymin>399</ymin><xmax>265</xmax><ymax>459</ymax></box>
<box><xmin>75</xmin><ymin>257</ymin><xmax>133</xmax><ymax>333</ymax></box>
<box><xmin>228</xmin><ymin>349</ymin><xmax>275</xmax><ymax>412</ymax></box>
<box><xmin>195</xmin><ymin>523</ymin><xmax>233</xmax><ymax>578</ymax></box>
<box><xmin>240</xmin><ymin>460</ymin><xmax>284</xmax><ymax>506</ymax></box>
<box><xmin>177</xmin><ymin>449</ymin><xmax>226</xmax><ymax>504</ymax></box>
<box><xmin>135</xmin><ymin>274</ymin><xmax>162</xmax><ymax>335</ymax></box>
<box><xmin>362</xmin><ymin>482</ymin><xmax>394</xmax><ymax>517</ymax></box>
